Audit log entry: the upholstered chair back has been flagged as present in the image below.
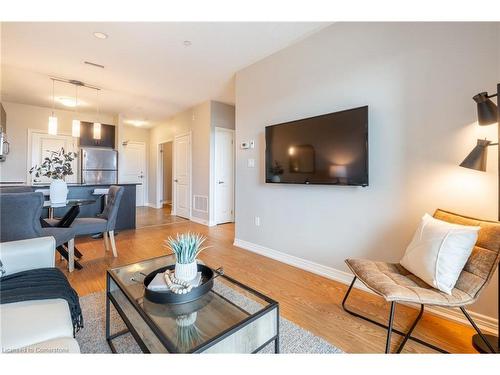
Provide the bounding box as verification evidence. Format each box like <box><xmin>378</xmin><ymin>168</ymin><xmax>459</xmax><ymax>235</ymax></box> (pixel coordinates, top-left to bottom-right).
<box><xmin>0</xmin><ymin>192</ymin><xmax>44</xmax><ymax>242</ymax></box>
<box><xmin>101</xmin><ymin>185</ymin><xmax>124</xmax><ymax>231</ymax></box>
<box><xmin>434</xmin><ymin>209</ymin><xmax>500</xmax><ymax>303</ymax></box>
<box><xmin>0</xmin><ymin>186</ymin><xmax>34</xmax><ymax>193</ymax></box>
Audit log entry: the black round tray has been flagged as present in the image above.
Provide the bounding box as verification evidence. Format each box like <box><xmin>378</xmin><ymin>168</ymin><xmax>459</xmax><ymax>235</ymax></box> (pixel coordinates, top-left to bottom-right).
<box><xmin>143</xmin><ymin>264</ymin><xmax>214</xmax><ymax>304</ymax></box>
<box><xmin>143</xmin><ymin>292</ymin><xmax>213</xmax><ymax>317</ymax></box>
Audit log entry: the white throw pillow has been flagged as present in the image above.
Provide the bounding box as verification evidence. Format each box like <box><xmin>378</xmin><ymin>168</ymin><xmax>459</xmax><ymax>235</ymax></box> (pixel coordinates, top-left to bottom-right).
<box><xmin>400</xmin><ymin>214</ymin><xmax>480</xmax><ymax>294</ymax></box>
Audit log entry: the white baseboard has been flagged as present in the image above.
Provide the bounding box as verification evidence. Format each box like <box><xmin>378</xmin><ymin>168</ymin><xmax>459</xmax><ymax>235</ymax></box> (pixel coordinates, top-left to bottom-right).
<box><xmin>234</xmin><ymin>238</ymin><xmax>358</xmax><ymax>286</ymax></box>
<box><xmin>145</xmin><ymin>202</ymin><xmax>161</xmax><ymax>209</ymax></box>
<box><xmin>233</xmin><ymin>238</ymin><xmax>498</xmax><ymax>334</ymax></box>
<box><xmin>189</xmin><ymin>215</ymin><xmax>217</xmax><ymax>227</ymax></box>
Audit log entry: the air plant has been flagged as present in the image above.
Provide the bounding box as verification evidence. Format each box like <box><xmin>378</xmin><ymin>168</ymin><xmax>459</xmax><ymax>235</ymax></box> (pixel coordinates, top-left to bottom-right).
<box><xmin>165</xmin><ymin>232</ymin><xmax>210</xmax><ymax>264</ymax></box>
<box><xmin>29</xmin><ymin>147</ymin><xmax>78</xmax><ymax>181</ymax></box>
<box><xmin>175</xmin><ymin>314</ymin><xmax>207</xmax><ymax>352</ymax></box>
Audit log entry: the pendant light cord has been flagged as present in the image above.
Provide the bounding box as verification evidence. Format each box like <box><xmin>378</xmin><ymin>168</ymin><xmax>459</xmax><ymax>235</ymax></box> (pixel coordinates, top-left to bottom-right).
<box><xmin>75</xmin><ymin>84</ymin><xmax>78</xmax><ymax>113</ymax></box>
<box><xmin>96</xmin><ymin>88</ymin><xmax>100</xmax><ymax>120</ymax></box>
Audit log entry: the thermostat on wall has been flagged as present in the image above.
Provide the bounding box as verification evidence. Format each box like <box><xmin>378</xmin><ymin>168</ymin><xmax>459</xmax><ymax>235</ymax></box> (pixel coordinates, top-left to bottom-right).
<box><xmin>240</xmin><ymin>140</ymin><xmax>255</xmax><ymax>149</ymax></box>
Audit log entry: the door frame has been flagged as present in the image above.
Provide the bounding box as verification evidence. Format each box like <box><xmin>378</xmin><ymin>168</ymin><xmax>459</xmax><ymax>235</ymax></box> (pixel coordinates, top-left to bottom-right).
<box><xmin>171</xmin><ymin>131</ymin><xmax>192</xmax><ymax>218</ymax></box>
<box><xmin>213</xmin><ymin>127</ymin><xmax>235</xmax><ymax>225</ymax></box>
<box><xmin>27</xmin><ymin>129</ymin><xmax>78</xmax><ymax>185</ymax></box>
<box><xmin>119</xmin><ymin>140</ymin><xmax>147</xmax><ymax>207</ymax></box>
<box><xmin>156</xmin><ymin>139</ymin><xmax>174</xmax><ymax>210</ymax></box>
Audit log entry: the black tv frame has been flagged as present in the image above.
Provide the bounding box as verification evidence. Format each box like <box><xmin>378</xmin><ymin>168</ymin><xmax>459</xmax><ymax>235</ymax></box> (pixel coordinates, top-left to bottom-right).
<box><xmin>265</xmin><ymin>105</ymin><xmax>369</xmax><ymax>187</ymax></box>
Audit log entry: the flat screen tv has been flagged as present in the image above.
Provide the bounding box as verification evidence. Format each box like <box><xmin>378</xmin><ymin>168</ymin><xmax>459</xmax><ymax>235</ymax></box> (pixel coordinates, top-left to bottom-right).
<box><xmin>265</xmin><ymin>106</ymin><xmax>368</xmax><ymax>186</ymax></box>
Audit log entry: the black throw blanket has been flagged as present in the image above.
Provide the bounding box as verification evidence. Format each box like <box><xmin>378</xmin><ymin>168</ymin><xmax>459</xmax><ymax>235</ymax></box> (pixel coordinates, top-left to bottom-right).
<box><xmin>0</xmin><ymin>268</ymin><xmax>83</xmax><ymax>335</ymax></box>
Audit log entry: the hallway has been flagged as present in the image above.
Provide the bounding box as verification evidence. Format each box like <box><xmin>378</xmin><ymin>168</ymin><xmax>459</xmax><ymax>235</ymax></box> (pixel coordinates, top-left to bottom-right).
<box><xmin>136</xmin><ymin>204</ymin><xmax>187</xmax><ymax>228</ymax></box>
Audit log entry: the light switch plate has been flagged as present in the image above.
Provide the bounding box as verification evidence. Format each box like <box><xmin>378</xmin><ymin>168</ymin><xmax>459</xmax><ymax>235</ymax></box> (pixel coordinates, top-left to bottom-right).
<box><xmin>247</xmin><ymin>158</ymin><xmax>255</xmax><ymax>168</ymax></box>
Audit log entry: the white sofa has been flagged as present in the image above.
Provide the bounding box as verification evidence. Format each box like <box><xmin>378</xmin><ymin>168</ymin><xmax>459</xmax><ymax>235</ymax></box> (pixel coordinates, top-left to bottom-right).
<box><xmin>0</xmin><ymin>237</ymin><xmax>80</xmax><ymax>353</ymax></box>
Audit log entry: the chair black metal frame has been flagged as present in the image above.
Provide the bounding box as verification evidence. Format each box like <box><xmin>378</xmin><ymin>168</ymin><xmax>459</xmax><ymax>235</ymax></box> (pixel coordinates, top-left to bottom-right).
<box><xmin>341</xmin><ymin>276</ymin><xmax>496</xmax><ymax>354</ymax></box>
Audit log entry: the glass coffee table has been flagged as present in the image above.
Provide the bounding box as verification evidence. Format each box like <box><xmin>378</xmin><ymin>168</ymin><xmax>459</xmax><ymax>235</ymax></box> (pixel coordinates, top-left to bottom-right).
<box><xmin>106</xmin><ymin>255</ymin><xmax>279</xmax><ymax>353</ymax></box>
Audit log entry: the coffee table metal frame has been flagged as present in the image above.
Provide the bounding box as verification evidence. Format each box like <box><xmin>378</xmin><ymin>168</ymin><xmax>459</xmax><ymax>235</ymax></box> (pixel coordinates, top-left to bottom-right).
<box><xmin>106</xmin><ymin>256</ymin><xmax>280</xmax><ymax>354</ymax></box>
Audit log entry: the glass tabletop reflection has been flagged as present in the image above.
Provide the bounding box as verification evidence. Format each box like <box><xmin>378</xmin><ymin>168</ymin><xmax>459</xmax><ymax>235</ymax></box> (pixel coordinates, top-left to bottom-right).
<box><xmin>107</xmin><ymin>255</ymin><xmax>277</xmax><ymax>353</ymax></box>
<box><xmin>42</xmin><ymin>198</ymin><xmax>97</xmax><ymax>208</ymax></box>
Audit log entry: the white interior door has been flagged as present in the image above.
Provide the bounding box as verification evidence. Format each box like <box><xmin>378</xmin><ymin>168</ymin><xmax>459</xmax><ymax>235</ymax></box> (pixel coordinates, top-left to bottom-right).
<box><xmin>173</xmin><ymin>132</ymin><xmax>191</xmax><ymax>219</ymax></box>
<box><xmin>29</xmin><ymin>131</ymin><xmax>78</xmax><ymax>184</ymax></box>
<box><xmin>215</xmin><ymin>128</ymin><xmax>234</xmax><ymax>224</ymax></box>
<box><xmin>120</xmin><ymin>142</ymin><xmax>146</xmax><ymax>206</ymax></box>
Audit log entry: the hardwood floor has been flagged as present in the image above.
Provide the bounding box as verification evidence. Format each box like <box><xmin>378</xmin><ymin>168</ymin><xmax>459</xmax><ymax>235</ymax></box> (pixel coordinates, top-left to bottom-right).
<box><xmin>136</xmin><ymin>204</ymin><xmax>187</xmax><ymax>228</ymax></box>
<box><xmin>59</xmin><ymin>216</ymin><xmax>482</xmax><ymax>353</ymax></box>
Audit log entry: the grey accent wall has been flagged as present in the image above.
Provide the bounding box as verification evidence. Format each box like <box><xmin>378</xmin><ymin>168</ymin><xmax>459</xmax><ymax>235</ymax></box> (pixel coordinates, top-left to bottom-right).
<box><xmin>162</xmin><ymin>141</ymin><xmax>173</xmax><ymax>203</ymax></box>
<box><xmin>209</xmin><ymin>101</ymin><xmax>235</xmax><ymax>224</ymax></box>
<box><xmin>148</xmin><ymin>100</ymin><xmax>235</xmax><ymax>223</ymax></box>
<box><xmin>211</xmin><ymin>101</ymin><xmax>235</xmax><ymax>130</ymax></box>
<box><xmin>191</xmin><ymin>101</ymin><xmax>211</xmax><ymax>221</ymax></box>
<box><xmin>235</xmin><ymin>23</ymin><xmax>500</xmax><ymax>319</ymax></box>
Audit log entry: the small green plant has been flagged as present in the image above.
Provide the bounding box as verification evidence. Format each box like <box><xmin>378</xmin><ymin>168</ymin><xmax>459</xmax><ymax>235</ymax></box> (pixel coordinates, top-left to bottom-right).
<box><xmin>269</xmin><ymin>160</ymin><xmax>284</xmax><ymax>176</ymax></box>
<box><xmin>29</xmin><ymin>148</ymin><xmax>78</xmax><ymax>180</ymax></box>
<box><xmin>165</xmin><ymin>232</ymin><xmax>210</xmax><ymax>264</ymax></box>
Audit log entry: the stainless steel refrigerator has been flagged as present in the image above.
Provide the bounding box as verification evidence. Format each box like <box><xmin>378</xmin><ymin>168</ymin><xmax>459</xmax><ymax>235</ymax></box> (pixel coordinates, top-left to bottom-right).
<box><xmin>80</xmin><ymin>147</ymin><xmax>118</xmax><ymax>184</ymax></box>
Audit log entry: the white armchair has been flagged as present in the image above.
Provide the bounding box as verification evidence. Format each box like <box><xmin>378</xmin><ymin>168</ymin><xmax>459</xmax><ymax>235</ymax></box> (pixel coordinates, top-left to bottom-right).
<box><xmin>0</xmin><ymin>237</ymin><xmax>80</xmax><ymax>353</ymax></box>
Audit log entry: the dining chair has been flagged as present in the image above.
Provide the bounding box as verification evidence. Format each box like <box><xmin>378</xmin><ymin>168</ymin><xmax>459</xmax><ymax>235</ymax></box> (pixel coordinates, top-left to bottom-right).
<box><xmin>0</xmin><ymin>192</ymin><xmax>77</xmax><ymax>272</ymax></box>
<box><xmin>0</xmin><ymin>186</ymin><xmax>34</xmax><ymax>193</ymax></box>
<box><xmin>45</xmin><ymin>186</ymin><xmax>124</xmax><ymax>257</ymax></box>
<box><xmin>342</xmin><ymin>209</ymin><xmax>500</xmax><ymax>353</ymax></box>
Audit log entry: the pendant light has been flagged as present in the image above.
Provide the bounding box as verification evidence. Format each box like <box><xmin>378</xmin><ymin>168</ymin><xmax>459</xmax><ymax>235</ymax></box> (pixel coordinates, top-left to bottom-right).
<box><xmin>48</xmin><ymin>79</ymin><xmax>58</xmax><ymax>135</ymax></box>
<box><xmin>72</xmin><ymin>84</ymin><xmax>81</xmax><ymax>137</ymax></box>
<box><xmin>93</xmin><ymin>89</ymin><xmax>101</xmax><ymax>140</ymax></box>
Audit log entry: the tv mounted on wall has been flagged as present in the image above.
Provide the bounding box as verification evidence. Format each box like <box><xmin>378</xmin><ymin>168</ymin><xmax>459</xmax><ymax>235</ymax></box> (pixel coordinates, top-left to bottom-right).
<box><xmin>265</xmin><ymin>106</ymin><xmax>368</xmax><ymax>186</ymax></box>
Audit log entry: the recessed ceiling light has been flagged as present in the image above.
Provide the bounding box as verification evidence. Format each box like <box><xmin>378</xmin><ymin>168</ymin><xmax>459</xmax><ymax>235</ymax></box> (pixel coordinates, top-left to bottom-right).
<box><xmin>125</xmin><ymin>119</ymin><xmax>148</xmax><ymax>127</ymax></box>
<box><xmin>93</xmin><ymin>32</ymin><xmax>108</xmax><ymax>40</ymax></box>
<box><xmin>56</xmin><ymin>97</ymin><xmax>77</xmax><ymax>107</ymax></box>
<box><xmin>183</xmin><ymin>40</ymin><xmax>192</xmax><ymax>47</ymax></box>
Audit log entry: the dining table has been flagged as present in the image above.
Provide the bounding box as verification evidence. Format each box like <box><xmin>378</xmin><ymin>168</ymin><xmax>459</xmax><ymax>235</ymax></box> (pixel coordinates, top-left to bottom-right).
<box><xmin>41</xmin><ymin>198</ymin><xmax>100</xmax><ymax>270</ymax></box>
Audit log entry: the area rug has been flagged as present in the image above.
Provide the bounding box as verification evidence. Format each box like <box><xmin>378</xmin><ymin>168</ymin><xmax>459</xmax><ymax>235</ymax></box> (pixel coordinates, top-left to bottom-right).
<box><xmin>76</xmin><ymin>287</ymin><xmax>343</xmax><ymax>354</ymax></box>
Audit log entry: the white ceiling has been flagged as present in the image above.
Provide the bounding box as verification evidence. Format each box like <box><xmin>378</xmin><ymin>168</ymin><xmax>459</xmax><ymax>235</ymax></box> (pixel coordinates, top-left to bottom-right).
<box><xmin>1</xmin><ymin>22</ymin><xmax>327</xmax><ymax>127</ymax></box>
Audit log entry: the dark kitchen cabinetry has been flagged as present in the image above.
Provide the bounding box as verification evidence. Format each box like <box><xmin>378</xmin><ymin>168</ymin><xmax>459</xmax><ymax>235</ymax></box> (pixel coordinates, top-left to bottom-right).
<box><xmin>79</xmin><ymin>121</ymin><xmax>116</xmax><ymax>148</ymax></box>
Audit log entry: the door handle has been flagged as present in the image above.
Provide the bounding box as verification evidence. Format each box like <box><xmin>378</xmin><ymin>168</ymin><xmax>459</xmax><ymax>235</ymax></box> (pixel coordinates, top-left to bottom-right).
<box><xmin>174</xmin><ymin>179</ymin><xmax>178</xmax><ymax>182</ymax></box>
<box><xmin>139</xmin><ymin>175</ymin><xmax>144</xmax><ymax>179</ymax></box>
<box><xmin>218</xmin><ymin>181</ymin><xmax>224</xmax><ymax>184</ymax></box>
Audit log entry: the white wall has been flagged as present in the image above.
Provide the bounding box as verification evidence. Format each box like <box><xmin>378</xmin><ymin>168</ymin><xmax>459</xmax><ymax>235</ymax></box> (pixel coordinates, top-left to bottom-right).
<box><xmin>235</xmin><ymin>22</ymin><xmax>499</xmax><ymax>319</ymax></box>
<box><xmin>116</xmin><ymin>117</ymin><xmax>151</xmax><ymax>204</ymax></box>
<box><xmin>0</xmin><ymin>101</ymin><xmax>115</xmax><ymax>183</ymax></box>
